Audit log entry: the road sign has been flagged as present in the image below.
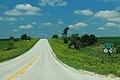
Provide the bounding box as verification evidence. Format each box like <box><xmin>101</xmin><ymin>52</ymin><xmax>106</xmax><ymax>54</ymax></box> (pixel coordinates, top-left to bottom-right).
<box><xmin>109</xmin><ymin>48</ymin><xmax>114</xmax><ymax>54</ymax></box>
<box><xmin>103</xmin><ymin>48</ymin><xmax>108</xmax><ymax>53</ymax></box>
<box><xmin>103</xmin><ymin>43</ymin><xmax>114</xmax><ymax>54</ymax></box>
<box><xmin>104</xmin><ymin>43</ymin><xmax>113</xmax><ymax>48</ymax></box>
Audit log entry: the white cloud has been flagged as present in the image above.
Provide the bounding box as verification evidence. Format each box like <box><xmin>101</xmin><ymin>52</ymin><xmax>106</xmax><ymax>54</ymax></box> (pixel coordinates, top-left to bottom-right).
<box><xmin>97</xmin><ymin>22</ymin><xmax>120</xmax><ymax>31</ymax></box>
<box><xmin>0</xmin><ymin>17</ymin><xmax>17</xmax><ymax>21</ymax></box>
<box><xmin>32</xmin><ymin>22</ymin><xmax>37</xmax><ymax>25</ymax></box>
<box><xmin>19</xmin><ymin>24</ymin><xmax>33</xmax><ymax>29</ymax></box>
<box><xmin>104</xmin><ymin>22</ymin><xmax>118</xmax><ymax>27</ymax></box>
<box><xmin>103</xmin><ymin>22</ymin><xmax>120</xmax><ymax>28</ymax></box>
<box><xmin>68</xmin><ymin>22</ymin><xmax>88</xmax><ymax>29</ymax></box>
<box><xmin>5</xmin><ymin>17</ymin><xmax>17</xmax><ymax>21</ymax></box>
<box><xmin>107</xmin><ymin>18</ymin><xmax>120</xmax><ymax>22</ymax></box>
<box><xmin>94</xmin><ymin>9</ymin><xmax>120</xmax><ymax>23</ymax></box>
<box><xmin>4</xmin><ymin>9</ymin><xmax>23</xmax><ymax>15</ymax></box>
<box><xmin>94</xmin><ymin>10</ymin><xmax>119</xmax><ymax>18</ymax></box>
<box><xmin>24</xmin><ymin>11</ymin><xmax>41</xmax><ymax>15</ymax></box>
<box><xmin>4</xmin><ymin>4</ymin><xmax>41</xmax><ymax>16</ymax></box>
<box><xmin>13</xmin><ymin>29</ymin><xmax>18</xmax><ymax>32</ymax></box>
<box><xmin>15</xmin><ymin>4</ymin><xmax>41</xmax><ymax>11</ymax></box>
<box><xmin>74</xmin><ymin>9</ymin><xmax>93</xmax><ymax>16</ymax></box>
<box><xmin>58</xmin><ymin>19</ymin><xmax>64</xmax><ymax>24</ymax></box>
<box><xmin>40</xmin><ymin>22</ymin><xmax>52</xmax><ymax>26</ymax></box>
<box><xmin>39</xmin><ymin>0</ymin><xmax>67</xmax><ymax>6</ymax></box>
<box><xmin>97</xmin><ymin>27</ymin><xmax>106</xmax><ymax>30</ymax></box>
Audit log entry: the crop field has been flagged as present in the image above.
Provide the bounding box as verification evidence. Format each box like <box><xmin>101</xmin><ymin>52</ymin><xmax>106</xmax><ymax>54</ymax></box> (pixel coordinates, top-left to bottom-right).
<box><xmin>0</xmin><ymin>39</ymin><xmax>39</xmax><ymax>62</ymax></box>
<box><xmin>49</xmin><ymin>37</ymin><xmax>120</xmax><ymax>77</ymax></box>
<box><xmin>98</xmin><ymin>37</ymin><xmax>120</xmax><ymax>47</ymax></box>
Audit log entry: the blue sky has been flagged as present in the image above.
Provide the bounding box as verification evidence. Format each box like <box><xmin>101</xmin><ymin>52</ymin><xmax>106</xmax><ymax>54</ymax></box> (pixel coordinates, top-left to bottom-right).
<box><xmin>0</xmin><ymin>0</ymin><xmax>120</xmax><ymax>38</ymax></box>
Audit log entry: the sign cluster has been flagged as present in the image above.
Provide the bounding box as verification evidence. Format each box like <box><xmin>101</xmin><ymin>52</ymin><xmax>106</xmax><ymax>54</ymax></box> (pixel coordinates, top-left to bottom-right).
<box><xmin>103</xmin><ymin>43</ymin><xmax>114</xmax><ymax>55</ymax></box>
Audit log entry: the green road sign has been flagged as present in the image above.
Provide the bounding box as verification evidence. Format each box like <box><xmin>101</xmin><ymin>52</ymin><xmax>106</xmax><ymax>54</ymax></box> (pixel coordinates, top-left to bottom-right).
<box><xmin>104</xmin><ymin>43</ymin><xmax>113</xmax><ymax>48</ymax></box>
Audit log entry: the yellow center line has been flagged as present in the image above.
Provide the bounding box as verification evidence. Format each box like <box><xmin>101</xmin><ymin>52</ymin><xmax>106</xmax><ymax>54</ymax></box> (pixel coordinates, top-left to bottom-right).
<box><xmin>7</xmin><ymin>52</ymin><xmax>40</xmax><ymax>80</ymax></box>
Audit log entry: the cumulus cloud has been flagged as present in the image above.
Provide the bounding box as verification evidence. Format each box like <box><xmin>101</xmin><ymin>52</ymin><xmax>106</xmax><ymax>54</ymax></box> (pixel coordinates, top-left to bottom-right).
<box><xmin>94</xmin><ymin>10</ymin><xmax>119</xmax><ymax>18</ymax></box>
<box><xmin>107</xmin><ymin>18</ymin><xmax>120</xmax><ymax>22</ymax></box>
<box><xmin>104</xmin><ymin>22</ymin><xmax>118</xmax><ymax>27</ymax></box>
<box><xmin>4</xmin><ymin>4</ymin><xmax>41</xmax><ymax>16</ymax></box>
<box><xmin>0</xmin><ymin>17</ymin><xmax>17</xmax><ymax>21</ymax></box>
<box><xmin>74</xmin><ymin>9</ymin><xmax>93</xmax><ymax>16</ymax></box>
<box><xmin>103</xmin><ymin>22</ymin><xmax>120</xmax><ymax>28</ymax></box>
<box><xmin>19</xmin><ymin>24</ymin><xmax>33</xmax><ymax>29</ymax></box>
<box><xmin>4</xmin><ymin>9</ymin><xmax>23</xmax><ymax>15</ymax></box>
<box><xmin>40</xmin><ymin>22</ymin><xmax>52</xmax><ymax>26</ymax></box>
<box><xmin>97</xmin><ymin>27</ymin><xmax>106</xmax><ymax>30</ymax></box>
<box><xmin>39</xmin><ymin>0</ymin><xmax>67</xmax><ymax>6</ymax></box>
<box><xmin>15</xmin><ymin>4</ymin><xmax>41</xmax><ymax>11</ymax></box>
<box><xmin>68</xmin><ymin>22</ymin><xmax>88</xmax><ymax>29</ymax></box>
<box><xmin>97</xmin><ymin>22</ymin><xmax>120</xmax><ymax>30</ymax></box>
<box><xmin>58</xmin><ymin>19</ymin><xmax>64</xmax><ymax>24</ymax></box>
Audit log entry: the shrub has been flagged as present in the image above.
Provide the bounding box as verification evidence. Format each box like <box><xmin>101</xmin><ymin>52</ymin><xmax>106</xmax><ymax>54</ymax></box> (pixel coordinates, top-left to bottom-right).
<box><xmin>64</xmin><ymin>37</ymin><xmax>68</xmax><ymax>44</ymax></box>
<box><xmin>69</xmin><ymin>34</ymin><xmax>80</xmax><ymax>49</ymax></box>
<box><xmin>80</xmin><ymin>34</ymin><xmax>97</xmax><ymax>46</ymax></box>
<box><xmin>89</xmin><ymin>34</ymin><xmax>97</xmax><ymax>45</ymax></box>
<box><xmin>80</xmin><ymin>34</ymin><xmax>90</xmax><ymax>46</ymax></box>
<box><xmin>52</xmin><ymin>34</ymin><xmax>59</xmax><ymax>38</ymax></box>
<box><xmin>68</xmin><ymin>34</ymin><xmax>98</xmax><ymax>49</ymax></box>
<box><xmin>27</xmin><ymin>36</ymin><xmax>31</xmax><ymax>40</ymax></box>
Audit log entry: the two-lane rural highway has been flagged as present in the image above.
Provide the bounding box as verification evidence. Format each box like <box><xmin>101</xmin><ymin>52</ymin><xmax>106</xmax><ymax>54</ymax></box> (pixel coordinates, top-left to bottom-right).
<box><xmin>0</xmin><ymin>39</ymin><xmax>119</xmax><ymax>80</ymax></box>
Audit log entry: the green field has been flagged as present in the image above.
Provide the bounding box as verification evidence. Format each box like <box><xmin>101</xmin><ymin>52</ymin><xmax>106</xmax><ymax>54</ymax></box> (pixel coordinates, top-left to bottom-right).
<box><xmin>0</xmin><ymin>41</ymin><xmax>9</xmax><ymax>50</ymax></box>
<box><xmin>0</xmin><ymin>39</ymin><xmax>39</xmax><ymax>62</ymax></box>
<box><xmin>98</xmin><ymin>37</ymin><xmax>120</xmax><ymax>47</ymax></box>
<box><xmin>49</xmin><ymin>37</ymin><xmax>120</xmax><ymax>77</ymax></box>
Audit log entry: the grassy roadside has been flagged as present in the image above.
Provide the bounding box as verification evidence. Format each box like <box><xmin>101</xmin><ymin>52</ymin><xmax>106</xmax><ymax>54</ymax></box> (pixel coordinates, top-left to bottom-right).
<box><xmin>49</xmin><ymin>38</ymin><xmax>120</xmax><ymax>77</ymax></box>
<box><xmin>0</xmin><ymin>39</ymin><xmax>39</xmax><ymax>62</ymax></box>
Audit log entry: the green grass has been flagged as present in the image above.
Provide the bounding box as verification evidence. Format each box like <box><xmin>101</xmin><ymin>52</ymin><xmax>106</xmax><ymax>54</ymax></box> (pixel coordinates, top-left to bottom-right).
<box><xmin>0</xmin><ymin>41</ymin><xmax>9</xmax><ymax>50</ymax></box>
<box><xmin>0</xmin><ymin>39</ymin><xmax>39</xmax><ymax>62</ymax></box>
<box><xmin>49</xmin><ymin>38</ymin><xmax>120</xmax><ymax>77</ymax></box>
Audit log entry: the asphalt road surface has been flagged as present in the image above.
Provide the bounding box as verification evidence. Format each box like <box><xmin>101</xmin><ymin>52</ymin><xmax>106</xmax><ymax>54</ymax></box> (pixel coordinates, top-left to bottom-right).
<box><xmin>0</xmin><ymin>39</ymin><xmax>120</xmax><ymax>80</ymax></box>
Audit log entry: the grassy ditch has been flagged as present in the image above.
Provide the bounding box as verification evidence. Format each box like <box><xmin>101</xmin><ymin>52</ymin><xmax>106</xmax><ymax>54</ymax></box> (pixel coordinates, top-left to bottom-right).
<box><xmin>49</xmin><ymin>38</ymin><xmax>120</xmax><ymax>77</ymax></box>
<box><xmin>0</xmin><ymin>39</ymin><xmax>39</xmax><ymax>62</ymax></box>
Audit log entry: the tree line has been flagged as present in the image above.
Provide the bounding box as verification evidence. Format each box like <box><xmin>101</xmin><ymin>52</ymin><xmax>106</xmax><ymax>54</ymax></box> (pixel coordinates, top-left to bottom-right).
<box><xmin>4</xmin><ymin>34</ymin><xmax>31</xmax><ymax>51</ymax></box>
<box><xmin>9</xmin><ymin>34</ymin><xmax>31</xmax><ymax>41</ymax></box>
<box><xmin>52</xmin><ymin>27</ymin><xmax>97</xmax><ymax>49</ymax></box>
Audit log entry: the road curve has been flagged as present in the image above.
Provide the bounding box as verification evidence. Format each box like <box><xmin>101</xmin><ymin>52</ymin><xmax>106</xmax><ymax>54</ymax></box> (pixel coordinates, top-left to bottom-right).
<box><xmin>0</xmin><ymin>39</ymin><xmax>119</xmax><ymax>80</ymax></box>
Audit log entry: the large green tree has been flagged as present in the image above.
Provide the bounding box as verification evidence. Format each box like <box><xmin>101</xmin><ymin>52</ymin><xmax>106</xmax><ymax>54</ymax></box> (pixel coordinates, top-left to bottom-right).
<box><xmin>62</xmin><ymin>27</ymin><xmax>69</xmax><ymax>38</ymax></box>
<box><xmin>21</xmin><ymin>34</ymin><xmax>28</xmax><ymax>40</ymax></box>
<box><xmin>62</xmin><ymin>27</ymin><xmax>69</xmax><ymax>43</ymax></box>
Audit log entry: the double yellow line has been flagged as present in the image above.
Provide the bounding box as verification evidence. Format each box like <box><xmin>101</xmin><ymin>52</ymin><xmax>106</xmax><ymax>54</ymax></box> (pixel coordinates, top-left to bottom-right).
<box><xmin>7</xmin><ymin>52</ymin><xmax>40</xmax><ymax>80</ymax></box>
